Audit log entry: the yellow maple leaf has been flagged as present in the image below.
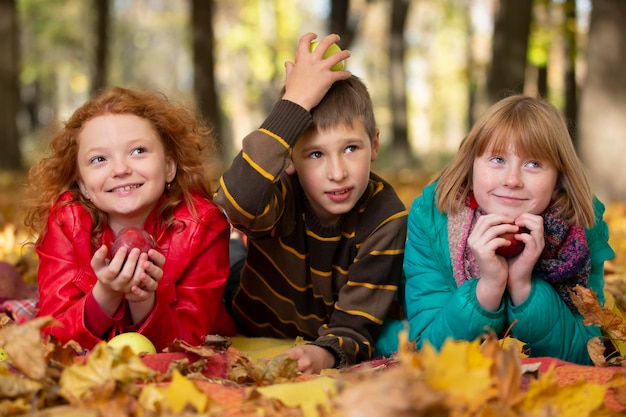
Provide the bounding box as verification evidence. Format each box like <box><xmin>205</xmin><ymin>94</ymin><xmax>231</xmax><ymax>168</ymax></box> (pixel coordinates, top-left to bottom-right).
<box><xmin>255</xmin><ymin>376</ymin><xmax>339</xmax><ymax>417</ymax></box>
<box><xmin>163</xmin><ymin>370</ymin><xmax>211</xmax><ymax>413</ymax></box>
<box><xmin>521</xmin><ymin>367</ymin><xmax>609</xmax><ymax>416</ymax></box>
<box><xmin>59</xmin><ymin>342</ymin><xmax>155</xmax><ymax>401</ymax></box>
<box><xmin>139</xmin><ymin>370</ymin><xmax>213</xmax><ymax>413</ymax></box>
<box><xmin>421</xmin><ymin>338</ymin><xmax>497</xmax><ymax>412</ymax></box>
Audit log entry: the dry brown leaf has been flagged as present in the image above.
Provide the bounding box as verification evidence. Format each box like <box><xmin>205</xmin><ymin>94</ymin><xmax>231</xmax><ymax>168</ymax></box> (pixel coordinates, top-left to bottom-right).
<box><xmin>0</xmin><ymin>397</ymin><xmax>33</xmax><ymax>416</ymax></box>
<box><xmin>59</xmin><ymin>342</ymin><xmax>155</xmax><ymax>402</ymax></box>
<box><xmin>0</xmin><ymin>316</ymin><xmax>58</xmax><ymax>380</ymax></box>
<box><xmin>0</xmin><ymin>373</ymin><xmax>42</xmax><ymax>397</ymax></box>
<box><xmin>229</xmin><ymin>353</ymin><xmax>299</xmax><ymax>386</ymax></box>
<box><xmin>588</xmin><ymin>337</ymin><xmax>608</xmax><ymax>367</ymax></box>
<box><xmin>334</xmin><ymin>368</ymin><xmax>447</xmax><ymax>417</ymax></box>
<box><xmin>569</xmin><ymin>285</ymin><xmax>623</xmax><ymax>330</ymax></box>
<box><xmin>166</xmin><ymin>338</ymin><xmax>219</xmax><ymax>357</ymax></box>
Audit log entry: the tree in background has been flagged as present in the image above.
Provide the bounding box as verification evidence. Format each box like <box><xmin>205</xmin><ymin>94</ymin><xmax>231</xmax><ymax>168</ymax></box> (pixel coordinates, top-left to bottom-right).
<box><xmin>579</xmin><ymin>0</ymin><xmax>626</xmax><ymax>203</ymax></box>
<box><xmin>389</xmin><ymin>0</ymin><xmax>412</xmax><ymax>164</ymax></box>
<box><xmin>191</xmin><ymin>0</ymin><xmax>224</xmax><ymax>158</ymax></box>
<box><xmin>486</xmin><ymin>0</ymin><xmax>533</xmax><ymax>104</ymax></box>
<box><xmin>0</xmin><ymin>0</ymin><xmax>23</xmax><ymax>172</ymax></box>
<box><xmin>563</xmin><ymin>0</ymin><xmax>578</xmax><ymax>144</ymax></box>
<box><xmin>91</xmin><ymin>0</ymin><xmax>109</xmax><ymax>94</ymax></box>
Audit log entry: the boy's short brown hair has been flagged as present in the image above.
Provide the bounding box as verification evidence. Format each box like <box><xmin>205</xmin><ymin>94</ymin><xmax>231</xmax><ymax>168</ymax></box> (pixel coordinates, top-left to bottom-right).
<box><xmin>306</xmin><ymin>75</ymin><xmax>377</xmax><ymax>142</ymax></box>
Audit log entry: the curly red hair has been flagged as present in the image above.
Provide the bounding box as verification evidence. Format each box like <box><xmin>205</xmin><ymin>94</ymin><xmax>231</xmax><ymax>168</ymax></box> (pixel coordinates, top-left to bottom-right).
<box><xmin>24</xmin><ymin>86</ymin><xmax>218</xmax><ymax>245</ymax></box>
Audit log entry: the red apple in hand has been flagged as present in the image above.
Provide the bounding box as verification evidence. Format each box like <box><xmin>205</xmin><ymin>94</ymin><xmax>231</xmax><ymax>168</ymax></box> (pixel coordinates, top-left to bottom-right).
<box><xmin>495</xmin><ymin>227</ymin><xmax>529</xmax><ymax>258</ymax></box>
<box><xmin>111</xmin><ymin>226</ymin><xmax>156</xmax><ymax>258</ymax></box>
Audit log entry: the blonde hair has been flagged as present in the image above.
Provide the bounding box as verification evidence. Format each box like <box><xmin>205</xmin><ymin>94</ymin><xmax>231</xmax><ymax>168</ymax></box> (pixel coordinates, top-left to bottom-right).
<box><xmin>436</xmin><ymin>95</ymin><xmax>595</xmax><ymax>228</ymax></box>
<box><xmin>24</xmin><ymin>86</ymin><xmax>217</xmax><ymax>245</ymax></box>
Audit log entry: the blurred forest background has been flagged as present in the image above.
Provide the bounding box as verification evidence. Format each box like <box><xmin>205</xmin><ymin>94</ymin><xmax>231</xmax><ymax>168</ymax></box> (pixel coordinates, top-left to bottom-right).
<box><xmin>1</xmin><ymin>0</ymin><xmax>626</xmax><ymax>274</ymax></box>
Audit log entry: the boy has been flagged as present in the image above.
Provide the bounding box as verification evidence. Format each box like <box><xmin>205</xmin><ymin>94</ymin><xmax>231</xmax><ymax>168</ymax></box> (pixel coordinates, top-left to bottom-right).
<box><xmin>214</xmin><ymin>33</ymin><xmax>407</xmax><ymax>373</ymax></box>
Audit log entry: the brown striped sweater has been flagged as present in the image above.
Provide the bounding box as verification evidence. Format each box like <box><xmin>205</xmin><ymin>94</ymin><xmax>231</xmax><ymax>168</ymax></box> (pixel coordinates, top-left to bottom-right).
<box><xmin>214</xmin><ymin>99</ymin><xmax>407</xmax><ymax>366</ymax></box>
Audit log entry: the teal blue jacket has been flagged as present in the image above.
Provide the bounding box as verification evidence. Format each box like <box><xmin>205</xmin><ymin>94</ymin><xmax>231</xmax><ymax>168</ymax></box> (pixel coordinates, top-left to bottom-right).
<box><xmin>376</xmin><ymin>181</ymin><xmax>614</xmax><ymax>365</ymax></box>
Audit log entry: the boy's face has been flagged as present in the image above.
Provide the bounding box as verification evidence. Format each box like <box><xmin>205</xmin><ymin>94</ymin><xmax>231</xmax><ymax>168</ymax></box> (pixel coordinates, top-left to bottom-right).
<box><xmin>286</xmin><ymin>121</ymin><xmax>379</xmax><ymax>225</ymax></box>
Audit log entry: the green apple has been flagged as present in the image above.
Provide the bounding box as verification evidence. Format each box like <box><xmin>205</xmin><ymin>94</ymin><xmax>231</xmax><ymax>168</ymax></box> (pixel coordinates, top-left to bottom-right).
<box><xmin>310</xmin><ymin>41</ymin><xmax>345</xmax><ymax>71</ymax></box>
<box><xmin>0</xmin><ymin>347</ymin><xmax>8</xmax><ymax>361</ymax></box>
<box><xmin>107</xmin><ymin>332</ymin><xmax>156</xmax><ymax>355</ymax></box>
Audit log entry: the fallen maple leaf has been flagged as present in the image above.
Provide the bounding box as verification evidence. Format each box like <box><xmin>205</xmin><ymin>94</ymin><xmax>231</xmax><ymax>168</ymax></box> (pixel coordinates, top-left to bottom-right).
<box><xmin>521</xmin><ymin>366</ymin><xmax>610</xmax><ymax>416</ymax></box>
<box><xmin>0</xmin><ymin>315</ymin><xmax>58</xmax><ymax>380</ymax></box>
<box><xmin>588</xmin><ymin>337</ymin><xmax>609</xmax><ymax>367</ymax></box>
<box><xmin>166</xmin><ymin>338</ymin><xmax>220</xmax><ymax>357</ymax></box>
<box><xmin>59</xmin><ymin>342</ymin><xmax>156</xmax><ymax>402</ymax></box>
<box><xmin>254</xmin><ymin>376</ymin><xmax>339</xmax><ymax>417</ymax></box>
<box><xmin>421</xmin><ymin>338</ymin><xmax>497</xmax><ymax>412</ymax></box>
<box><xmin>570</xmin><ymin>284</ymin><xmax>626</xmax><ymax>364</ymax></box>
<box><xmin>139</xmin><ymin>369</ymin><xmax>212</xmax><ymax>413</ymax></box>
<box><xmin>230</xmin><ymin>353</ymin><xmax>299</xmax><ymax>386</ymax></box>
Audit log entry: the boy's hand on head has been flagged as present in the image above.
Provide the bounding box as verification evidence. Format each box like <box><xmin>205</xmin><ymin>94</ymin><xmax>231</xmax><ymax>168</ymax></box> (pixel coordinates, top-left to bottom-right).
<box><xmin>284</xmin><ymin>344</ymin><xmax>336</xmax><ymax>374</ymax></box>
<box><xmin>283</xmin><ymin>32</ymin><xmax>351</xmax><ymax>111</ymax></box>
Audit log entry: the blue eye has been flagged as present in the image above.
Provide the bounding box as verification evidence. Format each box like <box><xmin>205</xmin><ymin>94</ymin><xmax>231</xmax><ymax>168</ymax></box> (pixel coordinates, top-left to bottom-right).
<box><xmin>345</xmin><ymin>145</ymin><xmax>357</xmax><ymax>153</ymax></box>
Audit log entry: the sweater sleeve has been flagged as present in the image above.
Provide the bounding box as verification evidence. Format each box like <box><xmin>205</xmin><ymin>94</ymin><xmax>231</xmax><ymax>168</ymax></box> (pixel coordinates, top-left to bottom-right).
<box><xmin>213</xmin><ymin>100</ymin><xmax>312</xmax><ymax>234</ymax></box>
<box><xmin>507</xmin><ymin>197</ymin><xmax>614</xmax><ymax>365</ymax></box>
<box><xmin>404</xmin><ymin>188</ymin><xmax>507</xmax><ymax>350</ymax></box>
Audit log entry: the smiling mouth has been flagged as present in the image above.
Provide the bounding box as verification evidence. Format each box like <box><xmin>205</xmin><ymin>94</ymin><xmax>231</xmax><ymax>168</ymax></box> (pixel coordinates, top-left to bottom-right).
<box><xmin>109</xmin><ymin>184</ymin><xmax>142</xmax><ymax>193</ymax></box>
<box><xmin>328</xmin><ymin>189</ymin><xmax>350</xmax><ymax>195</ymax></box>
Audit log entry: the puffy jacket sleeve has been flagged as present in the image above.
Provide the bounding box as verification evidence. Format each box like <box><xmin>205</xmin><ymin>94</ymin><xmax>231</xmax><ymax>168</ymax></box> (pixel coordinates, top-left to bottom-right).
<box><xmin>508</xmin><ymin>197</ymin><xmax>615</xmax><ymax>364</ymax></box>
<box><xmin>133</xmin><ymin>200</ymin><xmax>235</xmax><ymax>350</ymax></box>
<box><xmin>36</xmin><ymin>201</ymin><xmax>107</xmax><ymax>349</ymax></box>
<box><xmin>404</xmin><ymin>184</ymin><xmax>507</xmax><ymax>350</ymax></box>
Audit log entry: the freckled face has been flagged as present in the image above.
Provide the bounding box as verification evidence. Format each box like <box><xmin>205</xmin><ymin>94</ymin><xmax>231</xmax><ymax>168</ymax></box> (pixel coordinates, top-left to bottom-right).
<box><xmin>76</xmin><ymin>114</ymin><xmax>176</xmax><ymax>230</ymax></box>
<box><xmin>472</xmin><ymin>146</ymin><xmax>557</xmax><ymax>219</ymax></box>
<box><xmin>287</xmin><ymin>122</ymin><xmax>379</xmax><ymax>225</ymax></box>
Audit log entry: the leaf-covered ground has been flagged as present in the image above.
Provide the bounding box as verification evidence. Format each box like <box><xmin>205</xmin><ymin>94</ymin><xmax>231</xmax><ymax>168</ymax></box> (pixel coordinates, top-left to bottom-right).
<box><xmin>4</xmin><ymin>171</ymin><xmax>626</xmax><ymax>416</ymax></box>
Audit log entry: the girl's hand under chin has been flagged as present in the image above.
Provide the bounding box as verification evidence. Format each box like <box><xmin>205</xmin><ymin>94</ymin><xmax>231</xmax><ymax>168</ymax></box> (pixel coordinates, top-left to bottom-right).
<box><xmin>505</xmin><ymin>213</ymin><xmax>545</xmax><ymax>305</ymax></box>
<box><xmin>468</xmin><ymin>214</ymin><xmax>514</xmax><ymax>310</ymax></box>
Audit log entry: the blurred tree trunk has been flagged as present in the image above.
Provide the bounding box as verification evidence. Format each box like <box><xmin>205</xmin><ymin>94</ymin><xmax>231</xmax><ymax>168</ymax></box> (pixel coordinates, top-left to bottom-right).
<box><xmin>91</xmin><ymin>0</ymin><xmax>110</xmax><ymax>95</ymax></box>
<box><xmin>0</xmin><ymin>0</ymin><xmax>22</xmax><ymax>172</ymax></box>
<box><xmin>579</xmin><ymin>0</ymin><xmax>626</xmax><ymax>203</ymax></box>
<box><xmin>191</xmin><ymin>0</ymin><xmax>224</xmax><ymax>156</ymax></box>
<box><xmin>330</xmin><ymin>0</ymin><xmax>355</xmax><ymax>48</ymax></box>
<box><xmin>329</xmin><ymin>0</ymin><xmax>373</xmax><ymax>50</ymax></box>
<box><xmin>486</xmin><ymin>0</ymin><xmax>533</xmax><ymax>104</ymax></box>
<box><xmin>388</xmin><ymin>0</ymin><xmax>411</xmax><ymax>163</ymax></box>
<box><xmin>563</xmin><ymin>0</ymin><xmax>578</xmax><ymax>145</ymax></box>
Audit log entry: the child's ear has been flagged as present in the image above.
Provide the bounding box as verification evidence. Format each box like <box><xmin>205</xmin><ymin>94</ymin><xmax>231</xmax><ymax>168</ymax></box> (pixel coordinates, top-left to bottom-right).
<box><xmin>165</xmin><ymin>158</ymin><xmax>177</xmax><ymax>183</ymax></box>
<box><xmin>77</xmin><ymin>179</ymin><xmax>90</xmax><ymax>200</ymax></box>
<box><xmin>370</xmin><ymin>128</ymin><xmax>380</xmax><ymax>162</ymax></box>
<box><xmin>285</xmin><ymin>160</ymin><xmax>296</xmax><ymax>175</ymax></box>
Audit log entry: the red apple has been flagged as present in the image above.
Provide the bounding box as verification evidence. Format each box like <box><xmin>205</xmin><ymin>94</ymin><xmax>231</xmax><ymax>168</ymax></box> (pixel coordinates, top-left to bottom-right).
<box><xmin>111</xmin><ymin>226</ymin><xmax>156</xmax><ymax>258</ymax></box>
<box><xmin>495</xmin><ymin>228</ymin><xmax>529</xmax><ymax>258</ymax></box>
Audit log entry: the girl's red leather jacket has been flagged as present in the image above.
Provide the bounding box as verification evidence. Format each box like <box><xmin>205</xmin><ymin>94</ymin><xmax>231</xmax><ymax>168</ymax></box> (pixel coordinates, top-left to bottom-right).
<box><xmin>35</xmin><ymin>191</ymin><xmax>235</xmax><ymax>351</ymax></box>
